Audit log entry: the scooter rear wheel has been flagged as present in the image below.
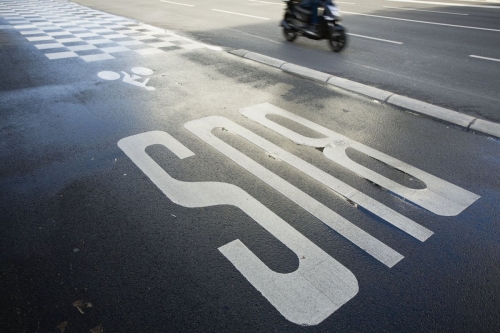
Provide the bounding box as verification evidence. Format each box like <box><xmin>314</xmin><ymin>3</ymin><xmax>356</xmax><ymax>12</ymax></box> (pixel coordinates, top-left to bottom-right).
<box><xmin>283</xmin><ymin>27</ymin><xmax>297</xmax><ymax>42</ymax></box>
<box><xmin>329</xmin><ymin>30</ymin><xmax>347</xmax><ymax>52</ymax></box>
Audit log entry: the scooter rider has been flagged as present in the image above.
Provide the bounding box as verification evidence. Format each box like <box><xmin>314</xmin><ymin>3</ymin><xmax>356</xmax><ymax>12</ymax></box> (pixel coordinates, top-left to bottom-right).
<box><xmin>299</xmin><ymin>0</ymin><xmax>336</xmax><ymax>36</ymax></box>
<box><xmin>299</xmin><ymin>0</ymin><xmax>320</xmax><ymax>36</ymax></box>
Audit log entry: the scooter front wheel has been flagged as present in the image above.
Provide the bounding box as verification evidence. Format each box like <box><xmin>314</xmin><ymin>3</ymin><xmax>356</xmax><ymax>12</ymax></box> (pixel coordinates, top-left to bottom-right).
<box><xmin>283</xmin><ymin>27</ymin><xmax>297</xmax><ymax>42</ymax></box>
<box><xmin>329</xmin><ymin>29</ymin><xmax>347</xmax><ymax>52</ymax></box>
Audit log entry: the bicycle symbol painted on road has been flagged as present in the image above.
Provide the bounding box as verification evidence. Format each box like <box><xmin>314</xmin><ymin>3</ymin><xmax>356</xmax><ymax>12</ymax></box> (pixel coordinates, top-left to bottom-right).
<box><xmin>98</xmin><ymin>67</ymin><xmax>155</xmax><ymax>91</ymax></box>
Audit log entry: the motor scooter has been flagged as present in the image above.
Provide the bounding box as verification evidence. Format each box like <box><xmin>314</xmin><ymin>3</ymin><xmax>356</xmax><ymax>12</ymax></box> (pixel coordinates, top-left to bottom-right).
<box><xmin>281</xmin><ymin>0</ymin><xmax>347</xmax><ymax>52</ymax></box>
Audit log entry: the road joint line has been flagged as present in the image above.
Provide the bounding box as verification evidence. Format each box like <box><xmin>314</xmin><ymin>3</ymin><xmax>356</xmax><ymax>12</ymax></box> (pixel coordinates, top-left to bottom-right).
<box><xmin>228</xmin><ymin>49</ymin><xmax>500</xmax><ymax>139</ymax></box>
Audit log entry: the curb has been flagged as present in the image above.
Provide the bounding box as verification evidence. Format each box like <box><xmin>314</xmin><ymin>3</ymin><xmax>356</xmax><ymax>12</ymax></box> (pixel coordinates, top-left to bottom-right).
<box><xmin>228</xmin><ymin>49</ymin><xmax>500</xmax><ymax>139</ymax></box>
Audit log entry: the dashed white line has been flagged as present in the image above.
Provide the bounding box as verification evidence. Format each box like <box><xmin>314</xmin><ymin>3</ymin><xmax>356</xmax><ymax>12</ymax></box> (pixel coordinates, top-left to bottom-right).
<box><xmin>386</xmin><ymin>0</ymin><xmax>500</xmax><ymax>9</ymax></box>
<box><xmin>342</xmin><ymin>11</ymin><xmax>500</xmax><ymax>32</ymax></box>
<box><xmin>383</xmin><ymin>6</ymin><xmax>469</xmax><ymax>15</ymax></box>
<box><xmin>159</xmin><ymin>0</ymin><xmax>194</xmax><ymax>7</ymax></box>
<box><xmin>212</xmin><ymin>9</ymin><xmax>270</xmax><ymax>20</ymax></box>
<box><xmin>348</xmin><ymin>33</ymin><xmax>403</xmax><ymax>44</ymax></box>
<box><xmin>470</xmin><ymin>55</ymin><xmax>500</xmax><ymax>62</ymax></box>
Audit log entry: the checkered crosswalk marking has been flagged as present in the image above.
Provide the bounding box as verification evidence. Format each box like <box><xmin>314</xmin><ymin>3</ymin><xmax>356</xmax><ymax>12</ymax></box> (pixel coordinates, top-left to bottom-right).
<box><xmin>0</xmin><ymin>0</ymin><xmax>213</xmax><ymax>62</ymax></box>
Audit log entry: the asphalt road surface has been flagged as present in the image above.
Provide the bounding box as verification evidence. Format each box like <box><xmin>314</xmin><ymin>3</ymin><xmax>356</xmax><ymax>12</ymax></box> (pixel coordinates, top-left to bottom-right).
<box><xmin>71</xmin><ymin>0</ymin><xmax>500</xmax><ymax>123</ymax></box>
<box><xmin>1</xmin><ymin>0</ymin><xmax>500</xmax><ymax>332</ymax></box>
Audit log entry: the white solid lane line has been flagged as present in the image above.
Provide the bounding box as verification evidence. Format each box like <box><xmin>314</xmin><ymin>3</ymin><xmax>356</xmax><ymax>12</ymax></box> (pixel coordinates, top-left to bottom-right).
<box><xmin>383</xmin><ymin>6</ymin><xmax>469</xmax><ymax>15</ymax></box>
<box><xmin>342</xmin><ymin>11</ymin><xmax>500</xmax><ymax>32</ymax></box>
<box><xmin>348</xmin><ymin>33</ymin><xmax>403</xmax><ymax>44</ymax></box>
<box><xmin>456</xmin><ymin>0</ymin><xmax>500</xmax><ymax>2</ymax></box>
<box><xmin>337</xmin><ymin>1</ymin><xmax>357</xmax><ymax>4</ymax></box>
<box><xmin>386</xmin><ymin>0</ymin><xmax>500</xmax><ymax>9</ymax></box>
<box><xmin>159</xmin><ymin>0</ymin><xmax>194</xmax><ymax>7</ymax></box>
<box><xmin>470</xmin><ymin>55</ymin><xmax>500</xmax><ymax>62</ymax></box>
<box><xmin>212</xmin><ymin>9</ymin><xmax>270</xmax><ymax>20</ymax></box>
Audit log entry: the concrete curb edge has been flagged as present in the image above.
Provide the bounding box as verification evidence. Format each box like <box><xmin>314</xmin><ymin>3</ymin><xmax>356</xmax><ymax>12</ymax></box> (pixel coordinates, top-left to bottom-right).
<box><xmin>228</xmin><ymin>49</ymin><xmax>500</xmax><ymax>139</ymax></box>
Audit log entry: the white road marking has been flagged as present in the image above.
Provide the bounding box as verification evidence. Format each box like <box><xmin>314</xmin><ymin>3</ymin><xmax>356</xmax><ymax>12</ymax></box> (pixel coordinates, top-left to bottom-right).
<box><xmin>348</xmin><ymin>33</ymin><xmax>403</xmax><ymax>44</ymax></box>
<box><xmin>98</xmin><ymin>68</ymin><xmax>155</xmax><ymax>89</ymax></box>
<box><xmin>56</xmin><ymin>37</ymin><xmax>82</xmax><ymax>43</ymax></box>
<box><xmin>212</xmin><ymin>9</ymin><xmax>270</xmax><ymax>20</ymax></box>
<box><xmin>160</xmin><ymin>36</ymin><xmax>185</xmax><ymax>42</ymax></box>
<box><xmin>67</xmin><ymin>44</ymin><xmax>96</xmax><ymax>51</ymax></box>
<box><xmin>386</xmin><ymin>0</ymin><xmax>500</xmax><ymax>9</ymax></box>
<box><xmin>342</xmin><ymin>11</ymin><xmax>500</xmax><ymax>32</ymax></box>
<box><xmin>45</xmin><ymin>51</ymin><xmax>78</xmax><ymax>59</ymax></box>
<box><xmin>114</xmin><ymin>29</ymin><xmax>137</xmax><ymax>34</ymax></box>
<box><xmin>337</xmin><ymin>1</ymin><xmax>357</xmax><ymax>4</ymax></box>
<box><xmin>13</xmin><ymin>24</ymin><xmax>37</xmax><ymax>29</ymax></box>
<box><xmin>97</xmin><ymin>71</ymin><xmax>121</xmax><ymax>80</ymax></box>
<box><xmin>47</xmin><ymin>31</ymin><xmax>73</xmax><ymax>36</ymax></box>
<box><xmin>240</xmin><ymin>103</ymin><xmax>480</xmax><ymax>217</ymax></box>
<box><xmin>19</xmin><ymin>30</ymin><xmax>44</xmax><ymax>35</ymax></box>
<box><xmin>131</xmin><ymin>67</ymin><xmax>154</xmax><ymax>75</ymax></box>
<box><xmin>86</xmin><ymin>39</ymin><xmax>112</xmax><ymax>44</ymax></box>
<box><xmin>35</xmin><ymin>43</ymin><xmax>64</xmax><ymax>49</ymax></box>
<box><xmin>26</xmin><ymin>36</ymin><xmax>53</xmax><ymax>41</ymax></box>
<box><xmin>159</xmin><ymin>0</ymin><xmax>194</xmax><ymax>7</ymax></box>
<box><xmin>90</xmin><ymin>28</ymin><xmax>114</xmax><ymax>33</ymax></box>
<box><xmin>118</xmin><ymin>131</ymin><xmax>359</xmax><ymax>326</ymax></box>
<box><xmin>470</xmin><ymin>55</ymin><xmax>500</xmax><ymax>62</ymax></box>
<box><xmin>185</xmin><ymin>117</ymin><xmax>404</xmax><ymax>268</ymax></box>
<box><xmin>383</xmin><ymin>6</ymin><xmax>469</xmax><ymax>15</ymax></box>
<box><xmin>131</xmin><ymin>35</ymin><xmax>155</xmax><ymax>40</ymax></box>
<box><xmin>135</xmin><ymin>48</ymin><xmax>164</xmax><ymax>55</ymax></box>
<box><xmin>192</xmin><ymin>113</ymin><xmax>430</xmax><ymax>241</ymax></box>
<box><xmin>117</xmin><ymin>40</ymin><xmax>143</xmax><ymax>46</ymax></box>
<box><xmin>103</xmin><ymin>34</ymin><xmax>128</xmax><ymax>39</ymax></box>
<box><xmin>179</xmin><ymin>43</ymin><xmax>207</xmax><ymax>49</ymax></box>
<box><xmin>2</xmin><ymin>0</ymin><xmax>216</xmax><ymax>64</ymax></box>
<box><xmin>39</xmin><ymin>27</ymin><xmax>60</xmax><ymax>31</ymax></box>
<box><xmin>148</xmin><ymin>41</ymin><xmax>175</xmax><ymax>48</ymax></box>
<box><xmin>81</xmin><ymin>53</ymin><xmax>115</xmax><ymax>62</ymax></box>
<box><xmin>101</xmin><ymin>46</ymin><xmax>130</xmax><ymax>53</ymax></box>
<box><xmin>455</xmin><ymin>0</ymin><xmax>500</xmax><ymax>2</ymax></box>
<box><xmin>63</xmin><ymin>26</ymin><xmax>83</xmax><ymax>31</ymax></box>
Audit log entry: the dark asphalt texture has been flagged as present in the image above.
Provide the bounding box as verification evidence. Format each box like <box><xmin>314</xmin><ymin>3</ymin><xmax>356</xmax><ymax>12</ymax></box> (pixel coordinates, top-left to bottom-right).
<box><xmin>73</xmin><ymin>0</ymin><xmax>500</xmax><ymax>123</ymax></box>
<box><xmin>1</xmin><ymin>4</ymin><xmax>500</xmax><ymax>332</ymax></box>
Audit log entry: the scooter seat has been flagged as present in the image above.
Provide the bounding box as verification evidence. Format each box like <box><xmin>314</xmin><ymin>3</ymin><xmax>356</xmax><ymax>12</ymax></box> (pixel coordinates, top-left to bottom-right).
<box><xmin>295</xmin><ymin>6</ymin><xmax>312</xmax><ymax>15</ymax></box>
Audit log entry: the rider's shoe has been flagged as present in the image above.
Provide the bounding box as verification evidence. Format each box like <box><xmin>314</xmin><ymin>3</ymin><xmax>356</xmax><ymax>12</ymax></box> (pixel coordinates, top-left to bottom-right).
<box><xmin>307</xmin><ymin>24</ymin><xmax>320</xmax><ymax>37</ymax></box>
